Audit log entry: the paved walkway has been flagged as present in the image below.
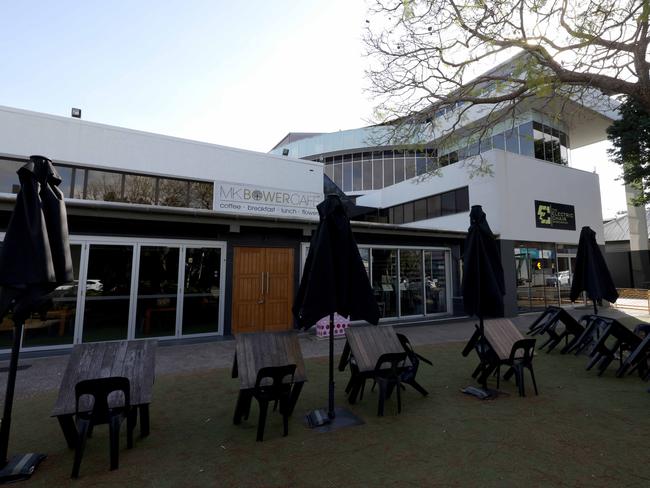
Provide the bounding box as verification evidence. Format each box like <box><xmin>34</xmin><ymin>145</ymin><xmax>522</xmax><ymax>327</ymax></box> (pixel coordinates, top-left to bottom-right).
<box><xmin>1</xmin><ymin>306</ymin><xmax>647</xmax><ymax>401</ymax></box>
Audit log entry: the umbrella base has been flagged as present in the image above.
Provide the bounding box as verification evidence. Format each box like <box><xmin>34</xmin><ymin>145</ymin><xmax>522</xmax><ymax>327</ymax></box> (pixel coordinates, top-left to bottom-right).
<box><xmin>461</xmin><ymin>386</ymin><xmax>504</xmax><ymax>400</ymax></box>
<box><xmin>304</xmin><ymin>407</ymin><xmax>364</xmax><ymax>432</ymax></box>
<box><xmin>0</xmin><ymin>453</ymin><xmax>45</xmax><ymax>483</ymax></box>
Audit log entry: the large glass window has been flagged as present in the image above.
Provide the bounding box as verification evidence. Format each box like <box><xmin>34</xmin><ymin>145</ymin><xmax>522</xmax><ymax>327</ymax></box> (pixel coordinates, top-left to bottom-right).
<box><xmin>405</xmin><ymin>151</ymin><xmax>416</xmax><ymax>180</ymax></box>
<box><xmin>0</xmin><ymin>159</ymin><xmax>22</xmax><ymax>194</ymax></box>
<box><xmin>82</xmin><ymin>244</ymin><xmax>133</xmax><ymax>342</ymax></box>
<box><xmin>403</xmin><ymin>202</ymin><xmax>414</xmax><ymax>223</ymax></box>
<box><xmin>124</xmin><ymin>174</ymin><xmax>156</xmax><ymax>204</ymax></box>
<box><xmin>441</xmin><ymin>191</ymin><xmax>456</xmax><ymax>215</ymax></box>
<box><xmin>425</xmin><ymin>251</ymin><xmax>447</xmax><ymax>313</ymax></box>
<box><xmin>159</xmin><ymin>178</ymin><xmax>189</xmax><ymax>207</ymax></box>
<box><xmin>21</xmin><ymin>244</ymin><xmax>82</xmax><ymax>347</ymax></box>
<box><xmin>394</xmin><ymin>151</ymin><xmax>405</xmax><ymax>183</ymax></box>
<box><xmin>353</xmin><ymin>160</ymin><xmax>362</xmax><ymax>191</ymax></box>
<box><xmin>414</xmin><ymin>199</ymin><xmax>427</xmax><ymax>221</ymax></box>
<box><xmin>373</xmin><ymin>159</ymin><xmax>383</xmax><ymax>190</ymax></box>
<box><xmin>343</xmin><ymin>161</ymin><xmax>352</xmax><ymax>192</ymax></box>
<box><xmin>504</xmin><ymin>128</ymin><xmax>519</xmax><ymax>153</ymax></box>
<box><xmin>56</xmin><ymin>165</ymin><xmax>75</xmax><ymax>199</ymax></box>
<box><xmin>427</xmin><ymin>195</ymin><xmax>441</xmax><ymax>218</ymax></box>
<box><xmin>518</xmin><ymin>121</ymin><xmax>534</xmax><ymax>157</ymax></box>
<box><xmin>383</xmin><ymin>158</ymin><xmax>394</xmax><ymax>187</ymax></box>
<box><xmin>399</xmin><ymin>250</ymin><xmax>423</xmax><ymax>316</ymax></box>
<box><xmin>182</xmin><ymin>247</ymin><xmax>221</xmax><ymax>334</ymax></box>
<box><xmin>363</xmin><ymin>159</ymin><xmax>373</xmax><ymax>191</ymax></box>
<box><xmin>189</xmin><ymin>181</ymin><xmax>214</xmax><ymax>209</ymax></box>
<box><xmin>371</xmin><ymin>249</ymin><xmax>398</xmax><ymax>318</ymax></box>
<box><xmin>85</xmin><ymin>170</ymin><xmax>123</xmax><ymax>202</ymax></box>
<box><xmin>333</xmin><ymin>162</ymin><xmax>343</xmax><ymax>189</ymax></box>
<box><xmin>135</xmin><ymin>246</ymin><xmax>180</xmax><ymax>338</ymax></box>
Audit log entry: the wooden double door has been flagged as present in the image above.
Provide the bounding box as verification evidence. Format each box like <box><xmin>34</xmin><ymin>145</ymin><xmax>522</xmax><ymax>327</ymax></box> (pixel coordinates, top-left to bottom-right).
<box><xmin>232</xmin><ymin>247</ymin><xmax>295</xmax><ymax>334</ymax></box>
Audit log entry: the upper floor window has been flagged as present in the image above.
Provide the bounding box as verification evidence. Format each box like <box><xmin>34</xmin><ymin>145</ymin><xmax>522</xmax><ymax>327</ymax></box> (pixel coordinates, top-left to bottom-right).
<box><xmin>0</xmin><ymin>158</ymin><xmax>214</xmax><ymax>210</ymax></box>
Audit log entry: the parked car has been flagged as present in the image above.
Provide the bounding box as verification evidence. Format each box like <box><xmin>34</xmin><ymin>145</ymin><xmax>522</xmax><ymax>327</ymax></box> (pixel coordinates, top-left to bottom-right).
<box><xmin>546</xmin><ymin>270</ymin><xmax>570</xmax><ymax>287</ymax></box>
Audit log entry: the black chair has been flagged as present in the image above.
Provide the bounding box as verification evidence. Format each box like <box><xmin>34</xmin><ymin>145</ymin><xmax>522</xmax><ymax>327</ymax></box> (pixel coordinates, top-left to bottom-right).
<box><xmin>71</xmin><ymin>376</ymin><xmax>137</xmax><ymax>479</ymax></box>
<box><xmin>396</xmin><ymin>333</ymin><xmax>432</xmax><ymax>396</ymax></box>
<box><xmin>496</xmin><ymin>339</ymin><xmax>538</xmax><ymax>397</ymax></box>
<box><xmin>251</xmin><ymin>364</ymin><xmax>296</xmax><ymax>442</ymax></box>
<box><xmin>373</xmin><ymin>352</ymin><xmax>407</xmax><ymax>416</ymax></box>
<box><xmin>462</xmin><ymin>325</ymin><xmax>500</xmax><ymax>385</ymax></box>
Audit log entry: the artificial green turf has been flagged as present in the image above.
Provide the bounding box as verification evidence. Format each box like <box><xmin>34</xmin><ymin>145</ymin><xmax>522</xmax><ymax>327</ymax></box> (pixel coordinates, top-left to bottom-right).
<box><xmin>11</xmin><ymin>342</ymin><xmax>650</xmax><ymax>488</ymax></box>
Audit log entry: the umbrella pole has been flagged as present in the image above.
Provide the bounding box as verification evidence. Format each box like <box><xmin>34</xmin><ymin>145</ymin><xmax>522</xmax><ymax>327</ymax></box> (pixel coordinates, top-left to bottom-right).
<box><xmin>0</xmin><ymin>321</ymin><xmax>22</xmax><ymax>465</ymax></box>
<box><xmin>328</xmin><ymin>313</ymin><xmax>336</xmax><ymax>419</ymax></box>
<box><xmin>593</xmin><ymin>299</ymin><xmax>598</xmax><ymax>315</ymax></box>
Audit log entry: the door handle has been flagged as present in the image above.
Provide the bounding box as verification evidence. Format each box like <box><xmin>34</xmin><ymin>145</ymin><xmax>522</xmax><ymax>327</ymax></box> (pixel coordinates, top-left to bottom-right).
<box><xmin>265</xmin><ymin>272</ymin><xmax>270</xmax><ymax>296</ymax></box>
<box><xmin>258</xmin><ymin>272</ymin><xmax>265</xmax><ymax>304</ymax></box>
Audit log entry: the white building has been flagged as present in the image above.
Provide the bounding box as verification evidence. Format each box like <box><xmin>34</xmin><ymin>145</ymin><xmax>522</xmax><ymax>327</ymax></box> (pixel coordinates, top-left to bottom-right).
<box><xmin>0</xmin><ymin>57</ymin><xmax>617</xmax><ymax>353</ymax></box>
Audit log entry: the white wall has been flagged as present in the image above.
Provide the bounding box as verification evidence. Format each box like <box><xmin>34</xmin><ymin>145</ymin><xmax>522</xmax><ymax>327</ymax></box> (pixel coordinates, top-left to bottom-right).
<box><xmin>358</xmin><ymin>149</ymin><xmax>604</xmax><ymax>244</ymax></box>
<box><xmin>0</xmin><ymin>105</ymin><xmax>323</xmax><ymax>195</ymax></box>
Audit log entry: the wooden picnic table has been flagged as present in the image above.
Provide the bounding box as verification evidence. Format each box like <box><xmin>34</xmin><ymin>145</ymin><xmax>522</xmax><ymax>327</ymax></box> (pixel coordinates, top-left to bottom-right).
<box><xmin>462</xmin><ymin>319</ymin><xmax>525</xmax><ymax>385</ymax></box>
<box><xmin>344</xmin><ymin>325</ymin><xmax>404</xmax><ymax>373</ymax></box>
<box><xmin>51</xmin><ymin>339</ymin><xmax>157</xmax><ymax>449</ymax></box>
<box><xmin>483</xmin><ymin>319</ymin><xmax>525</xmax><ymax>361</ymax></box>
<box><xmin>231</xmin><ymin>331</ymin><xmax>307</xmax><ymax>421</ymax></box>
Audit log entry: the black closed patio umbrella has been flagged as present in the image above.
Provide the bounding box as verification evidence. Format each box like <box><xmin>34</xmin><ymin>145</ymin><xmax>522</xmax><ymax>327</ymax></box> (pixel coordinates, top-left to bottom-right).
<box><xmin>462</xmin><ymin>205</ymin><xmax>505</xmax><ymax>330</ymax></box>
<box><xmin>0</xmin><ymin>155</ymin><xmax>73</xmax><ymax>481</ymax></box>
<box><xmin>293</xmin><ymin>194</ymin><xmax>379</xmax><ymax>428</ymax></box>
<box><xmin>570</xmin><ymin>226</ymin><xmax>618</xmax><ymax>314</ymax></box>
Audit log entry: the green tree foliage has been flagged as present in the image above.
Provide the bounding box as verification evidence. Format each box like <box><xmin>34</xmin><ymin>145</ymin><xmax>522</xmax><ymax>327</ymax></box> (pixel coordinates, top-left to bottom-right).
<box><xmin>607</xmin><ymin>98</ymin><xmax>650</xmax><ymax>204</ymax></box>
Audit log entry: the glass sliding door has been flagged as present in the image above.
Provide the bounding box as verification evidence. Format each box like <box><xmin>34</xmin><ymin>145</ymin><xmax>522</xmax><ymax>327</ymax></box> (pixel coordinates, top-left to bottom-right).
<box><xmin>22</xmin><ymin>244</ymin><xmax>83</xmax><ymax>347</ymax></box>
<box><xmin>182</xmin><ymin>247</ymin><xmax>222</xmax><ymax>335</ymax></box>
<box><xmin>134</xmin><ymin>246</ymin><xmax>180</xmax><ymax>338</ymax></box>
<box><xmin>399</xmin><ymin>250</ymin><xmax>423</xmax><ymax>316</ymax></box>
<box><xmin>82</xmin><ymin>244</ymin><xmax>134</xmax><ymax>342</ymax></box>
<box><xmin>371</xmin><ymin>249</ymin><xmax>398</xmax><ymax>318</ymax></box>
<box><xmin>424</xmin><ymin>250</ymin><xmax>447</xmax><ymax>314</ymax></box>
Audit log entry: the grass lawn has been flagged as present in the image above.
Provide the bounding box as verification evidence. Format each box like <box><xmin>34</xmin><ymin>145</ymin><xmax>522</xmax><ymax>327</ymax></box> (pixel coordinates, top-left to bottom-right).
<box><xmin>11</xmin><ymin>342</ymin><xmax>650</xmax><ymax>487</ymax></box>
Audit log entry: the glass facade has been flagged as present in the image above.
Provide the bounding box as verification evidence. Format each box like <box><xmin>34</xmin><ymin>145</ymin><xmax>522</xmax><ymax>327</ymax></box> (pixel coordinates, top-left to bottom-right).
<box><xmin>135</xmin><ymin>246</ymin><xmax>180</xmax><ymax>338</ymax></box>
<box><xmin>82</xmin><ymin>244</ymin><xmax>134</xmax><ymax>342</ymax></box>
<box><xmin>0</xmin><ymin>158</ymin><xmax>214</xmax><ymax>210</ymax></box>
<box><xmin>0</xmin><ymin>239</ymin><xmax>226</xmax><ymax>351</ymax></box>
<box><xmin>312</xmin><ymin>246</ymin><xmax>454</xmax><ymax>321</ymax></box>
<box><xmin>386</xmin><ymin>187</ymin><xmax>469</xmax><ymax>224</ymax></box>
<box><xmin>515</xmin><ymin>242</ymin><xmax>580</xmax><ymax>312</ymax></box>
<box><xmin>313</xmin><ymin>119</ymin><xmax>570</xmax><ymax>192</ymax></box>
<box><xmin>21</xmin><ymin>244</ymin><xmax>82</xmax><ymax>347</ymax></box>
<box><xmin>182</xmin><ymin>247</ymin><xmax>222</xmax><ymax>335</ymax></box>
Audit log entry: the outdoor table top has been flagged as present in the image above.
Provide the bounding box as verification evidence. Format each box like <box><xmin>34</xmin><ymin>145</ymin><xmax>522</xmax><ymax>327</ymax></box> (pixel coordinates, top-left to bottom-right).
<box><xmin>233</xmin><ymin>331</ymin><xmax>307</xmax><ymax>390</ymax></box>
<box><xmin>604</xmin><ymin>319</ymin><xmax>641</xmax><ymax>344</ymax></box>
<box><xmin>483</xmin><ymin>319</ymin><xmax>525</xmax><ymax>361</ymax></box>
<box><xmin>345</xmin><ymin>325</ymin><xmax>404</xmax><ymax>373</ymax></box>
<box><xmin>51</xmin><ymin>339</ymin><xmax>157</xmax><ymax>417</ymax></box>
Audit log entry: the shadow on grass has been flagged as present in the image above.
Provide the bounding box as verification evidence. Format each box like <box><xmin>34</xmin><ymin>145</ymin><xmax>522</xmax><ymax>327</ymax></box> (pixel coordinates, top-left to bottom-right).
<box><xmin>9</xmin><ymin>342</ymin><xmax>650</xmax><ymax>488</ymax></box>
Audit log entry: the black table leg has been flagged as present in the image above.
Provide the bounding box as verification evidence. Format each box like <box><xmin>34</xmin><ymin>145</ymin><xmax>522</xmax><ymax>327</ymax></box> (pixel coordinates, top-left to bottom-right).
<box><xmin>233</xmin><ymin>390</ymin><xmax>252</xmax><ymax>424</ymax></box>
<box><xmin>288</xmin><ymin>382</ymin><xmax>304</xmax><ymax>416</ymax></box>
<box><xmin>57</xmin><ymin>415</ymin><xmax>77</xmax><ymax>449</ymax></box>
<box><xmin>139</xmin><ymin>404</ymin><xmax>150</xmax><ymax>437</ymax></box>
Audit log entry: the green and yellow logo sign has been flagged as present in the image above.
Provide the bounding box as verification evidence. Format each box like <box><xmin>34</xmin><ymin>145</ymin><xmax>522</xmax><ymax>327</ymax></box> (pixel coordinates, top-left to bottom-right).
<box><xmin>534</xmin><ymin>200</ymin><xmax>576</xmax><ymax>230</ymax></box>
<box><xmin>537</xmin><ymin>204</ymin><xmax>551</xmax><ymax>225</ymax></box>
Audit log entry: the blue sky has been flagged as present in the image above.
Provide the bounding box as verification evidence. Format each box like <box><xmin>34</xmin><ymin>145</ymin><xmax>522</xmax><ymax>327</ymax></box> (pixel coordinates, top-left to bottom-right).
<box><xmin>0</xmin><ymin>1</ymin><xmax>626</xmax><ymax>218</ymax></box>
<box><xmin>0</xmin><ymin>1</ymin><xmax>372</xmax><ymax>150</ymax></box>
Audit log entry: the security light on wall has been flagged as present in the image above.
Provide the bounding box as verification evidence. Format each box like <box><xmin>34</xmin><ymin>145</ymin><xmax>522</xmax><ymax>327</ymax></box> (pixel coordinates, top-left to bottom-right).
<box><xmin>71</xmin><ymin>108</ymin><xmax>82</xmax><ymax>118</ymax></box>
<box><xmin>282</xmin><ymin>148</ymin><xmax>289</xmax><ymax>156</ymax></box>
